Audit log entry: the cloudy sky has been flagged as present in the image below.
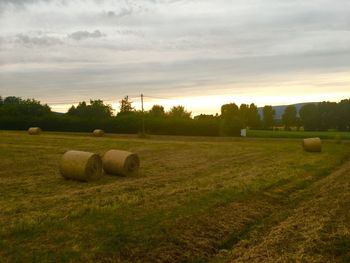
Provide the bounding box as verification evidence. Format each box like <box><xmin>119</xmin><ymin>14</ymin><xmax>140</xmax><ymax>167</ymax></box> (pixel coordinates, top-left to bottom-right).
<box><xmin>1</xmin><ymin>0</ymin><xmax>350</xmax><ymax>115</ymax></box>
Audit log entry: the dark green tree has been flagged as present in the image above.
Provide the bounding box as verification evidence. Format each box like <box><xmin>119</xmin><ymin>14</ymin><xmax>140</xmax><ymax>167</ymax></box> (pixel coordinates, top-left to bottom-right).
<box><xmin>0</xmin><ymin>96</ymin><xmax>51</xmax><ymax>117</ymax></box>
<box><xmin>221</xmin><ymin>103</ymin><xmax>239</xmax><ymax>119</ymax></box>
<box><xmin>89</xmin><ymin>100</ymin><xmax>114</xmax><ymax>118</ymax></box>
<box><xmin>299</xmin><ymin>103</ymin><xmax>318</xmax><ymax>131</ymax></box>
<box><xmin>282</xmin><ymin>105</ymin><xmax>297</xmax><ymax>130</ymax></box>
<box><xmin>239</xmin><ymin>104</ymin><xmax>250</xmax><ymax>126</ymax></box>
<box><xmin>119</xmin><ymin>96</ymin><xmax>134</xmax><ymax>114</ymax></box>
<box><xmin>167</xmin><ymin>105</ymin><xmax>191</xmax><ymax>119</ymax></box>
<box><xmin>247</xmin><ymin>103</ymin><xmax>261</xmax><ymax>128</ymax></box>
<box><xmin>194</xmin><ymin>114</ymin><xmax>218</xmax><ymax>120</ymax></box>
<box><xmin>4</xmin><ymin>96</ymin><xmax>21</xmax><ymax>104</ymax></box>
<box><xmin>318</xmin><ymin>101</ymin><xmax>337</xmax><ymax>130</ymax></box>
<box><xmin>336</xmin><ymin>99</ymin><xmax>350</xmax><ymax>131</ymax></box>
<box><xmin>263</xmin><ymin>105</ymin><xmax>275</xmax><ymax>129</ymax></box>
<box><xmin>295</xmin><ymin>117</ymin><xmax>303</xmax><ymax>131</ymax></box>
<box><xmin>220</xmin><ymin>103</ymin><xmax>243</xmax><ymax>136</ymax></box>
<box><xmin>67</xmin><ymin>100</ymin><xmax>113</xmax><ymax>119</ymax></box>
<box><xmin>149</xmin><ymin>105</ymin><xmax>165</xmax><ymax>117</ymax></box>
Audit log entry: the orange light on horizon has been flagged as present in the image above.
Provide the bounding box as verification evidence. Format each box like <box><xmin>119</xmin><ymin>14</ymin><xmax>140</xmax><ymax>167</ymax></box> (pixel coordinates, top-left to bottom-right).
<box><xmin>49</xmin><ymin>71</ymin><xmax>350</xmax><ymax>115</ymax></box>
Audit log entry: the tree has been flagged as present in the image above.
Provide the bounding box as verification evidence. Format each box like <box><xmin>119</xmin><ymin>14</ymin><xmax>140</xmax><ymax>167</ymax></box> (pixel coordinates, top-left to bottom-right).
<box><xmin>194</xmin><ymin>114</ymin><xmax>218</xmax><ymax>121</ymax></box>
<box><xmin>149</xmin><ymin>105</ymin><xmax>165</xmax><ymax>117</ymax></box>
<box><xmin>119</xmin><ymin>96</ymin><xmax>134</xmax><ymax>114</ymax></box>
<box><xmin>4</xmin><ymin>96</ymin><xmax>21</xmax><ymax>104</ymax></box>
<box><xmin>239</xmin><ymin>104</ymin><xmax>250</xmax><ymax>126</ymax></box>
<box><xmin>67</xmin><ymin>101</ymin><xmax>87</xmax><ymax>117</ymax></box>
<box><xmin>21</xmin><ymin>98</ymin><xmax>51</xmax><ymax>116</ymax></box>
<box><xmin>295</xmin><ymin>117</ymin><xmax>303</xmax><ymax>131</ymax></box>
<box><xmin>282</xmin><ymin>105</ymin><xmax>297</xmax><ymax>130</ymax></box>
<box><xmin>90</xmin><ymin>100</ymin><xmax>114</xmax><ymax>118</ymax></box>
<box><xmin>220</xmin><ymin>103</ymin><xmax>243</xmax><ymax>136</ymax></box>
<box><xmin>221</xmin><ymin>103</ymin><xmax>239</xmax><ymax>119</ymax></box>
<box><xmin>247</xmin><ymin>103</ymin><xmax>260</xmax><ymax>128</ymax></box>
<box><xmin>263</xmin><ymin>105</ymin><xmax>275</xmax><ymax>129</ymax></box>
<box><xmin>299</xmin><ymin>103</ymin><xmax>318</xmax><ymax>131</ymax></box>
<box><xmin>167</xmin><ymin>105</ymin><xmax>191</xmax><ymax>119</ymax></box>
<box><xmin>318</xmin><ymin>101</ymin><xmax>337</xmax><ymax>131</ymax></box>
<box><xmin>0</xmin><ymin>96</ymin><xmax>51</xmax><ymax>117</ymax></box>
<box><xmin>67</xmin><ymin>100</ymin><xmax>113</xmax><ymax>119</ymax></box>
<box><xmin>336</xmin><ymin>99</ymin><xmax>350</xmax><ymax>131</ymax></box>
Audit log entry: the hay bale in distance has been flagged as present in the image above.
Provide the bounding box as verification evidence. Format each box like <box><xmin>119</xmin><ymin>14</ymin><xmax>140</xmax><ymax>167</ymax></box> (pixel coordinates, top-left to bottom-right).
<box><xmin>28</xmin><ymin>127</ymin><xmax>42</xmax><ymax>135</ymax></box>
<box><xmin>93</xmin><ymin>129</ymin><xmax>105</xmax><ymax>137</ymax></box>
<box><xmin>102</xmin><ymin>150</ymin><xmax>140</xmax><ymax>176</ymax></box>
<box><xmin>59</xmin><ymin>150</ymin><xmax>102</xmax><ymax>182</ymax></box>
<box><xmin>302</xmin><ymin>137</ymin><xmax>322</xmax><ymax>152</ymax></box>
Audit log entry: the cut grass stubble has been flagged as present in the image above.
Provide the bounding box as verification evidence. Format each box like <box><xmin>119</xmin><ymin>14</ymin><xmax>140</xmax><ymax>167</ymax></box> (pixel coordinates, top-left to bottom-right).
<box><xmin>0</xmin><ymin>131</ymin><xmax>349</xmax><ymax>262</ymax></box>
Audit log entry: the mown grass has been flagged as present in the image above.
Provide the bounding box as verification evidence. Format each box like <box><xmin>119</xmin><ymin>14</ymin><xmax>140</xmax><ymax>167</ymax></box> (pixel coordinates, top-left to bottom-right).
<box><xmin>0</xmin><ymin>130</ymin><xmax>350</xmax><ymax>262</ymax></box>
<box><xmin>213</xmin><ymin>160</ymin><xmax>350</xmax><ymax>263</ymax></box>
<box><xmin>248</xmin><ymin>129</ymin><xmax>350</xmax><ymax>140</ymax></box>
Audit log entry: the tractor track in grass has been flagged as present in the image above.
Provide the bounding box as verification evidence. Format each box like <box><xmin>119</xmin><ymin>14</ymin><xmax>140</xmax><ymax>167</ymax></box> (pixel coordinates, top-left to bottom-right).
<box><xmin>89</xmin><ymin>160</ymin><xmax>350</xmax><ymax>263</ymax></box>
<box><xmin>212</xmin><ymin>160</ymin><xmax>350</xmax><ymax>263</ymax></box>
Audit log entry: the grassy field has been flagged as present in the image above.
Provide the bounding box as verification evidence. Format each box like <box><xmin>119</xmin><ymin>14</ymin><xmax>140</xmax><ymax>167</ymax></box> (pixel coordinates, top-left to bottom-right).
<box><xmin>248</xmin><ymin>129</ymin><xmax>350</xmax><ymax>140</ymax></box>
<box><xmin>0</xmin><ymin>131</ymin><xmax>350</xmax><ymax>262</ymax></box>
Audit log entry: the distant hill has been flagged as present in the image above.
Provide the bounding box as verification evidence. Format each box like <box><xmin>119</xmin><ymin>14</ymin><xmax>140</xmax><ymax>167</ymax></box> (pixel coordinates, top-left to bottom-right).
<box><xmin>258</xmin><ymin>102</ymin><xmax>316</xmax><ymax>120</ymax></box>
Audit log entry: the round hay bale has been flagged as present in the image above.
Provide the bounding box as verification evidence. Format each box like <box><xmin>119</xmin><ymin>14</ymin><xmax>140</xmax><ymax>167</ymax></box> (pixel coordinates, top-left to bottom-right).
<box><xmin>302</xmin><ymin>137</ymin><xmax>322</xmax><ymax>152</ymax></box>
<box><xmin>102</xmin><ymin>150</ymin><xmax>140</xmax><ymax>176</ymax></box>
<box><xmin>28</xmin><ymin>127</ymin><xmax>42</xmax><ymax>135</ymax></box>
<box><xmin>59</xmin><ymin>150</ymin><xmax>103</xmax><ymax>182</ymax></box>
<box><xmin>93</xmin><ymin>129</ymin><xmax>105</xmax><ymax>137</ymax></box>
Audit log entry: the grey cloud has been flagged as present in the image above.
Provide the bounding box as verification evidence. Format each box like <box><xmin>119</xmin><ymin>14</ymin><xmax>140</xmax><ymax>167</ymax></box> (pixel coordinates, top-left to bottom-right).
<box><xmin>1</xmin><ymin>0</ymin><xmax>350</xmax><ymax>108</ymax></box>
<box><xmin>1</xmin><ymin>0</ymin><xmax>40</xmax><ymax>4</ymax></box>
<box><xmin>15</xmin><ymin>34</ymin><xmax>63</xmax><ymax>47</ymax></box>
<box><xmin>68</xmin><ymin>30</ymin><xmax>105</xmax><ymax>41</ymax></box>
<box><xmin>106</xmin><ymin>7</ymin><xmax>133</xmax><ymax>18</ymax></box>
<box><xmin>0</xmin><ymin>0</ymin><xmax>53</xmax><ymax>9</ymax></box>
<box><xmin>2</xmin><ymin>50</ymin><xmax>350</xmax><ymax>100</ymax></box>
<box><xmin>2</xmin><ymin>0</ymin><xmax>43</xmax><ymax>2</ymax></box>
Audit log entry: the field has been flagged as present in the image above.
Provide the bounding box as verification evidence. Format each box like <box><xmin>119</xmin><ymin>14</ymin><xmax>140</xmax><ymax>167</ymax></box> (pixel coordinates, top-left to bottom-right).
<box><xmin>0</xmin><ymin>131</ymin><xmax>350</xmax><ymax>262</ymax></box>
<box><xmin>248</xmin><ymin>129</ymin><xmax>350</xmax><ymax>140</ymax></box>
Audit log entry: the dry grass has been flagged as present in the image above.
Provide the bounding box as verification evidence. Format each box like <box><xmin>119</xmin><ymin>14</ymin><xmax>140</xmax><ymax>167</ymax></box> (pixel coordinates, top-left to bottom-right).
<box><xmin>0</xmin><ymin>131</ymin><xmax>349</xmax><ymax>262</ymax></box>
<box><xmin>214</xmin><ymin>161</ymin><xmax>350</xmax><ymax>263</ymax></box>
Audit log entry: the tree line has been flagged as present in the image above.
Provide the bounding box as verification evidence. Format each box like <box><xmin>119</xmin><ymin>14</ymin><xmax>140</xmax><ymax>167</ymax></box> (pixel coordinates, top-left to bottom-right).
<box><xmin>1</xmin><ymin>95</ymin><xmax>349</xmax><ymax>136</ymax></box>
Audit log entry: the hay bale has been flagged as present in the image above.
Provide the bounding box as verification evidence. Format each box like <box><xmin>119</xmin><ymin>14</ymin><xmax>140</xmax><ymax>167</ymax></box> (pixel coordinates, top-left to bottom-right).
<box><xmin>302</xmin><ymin>137</ymin><xmax>322</xmax><ymax>152</ymax></box>
<box><xmin>102</xmin><ymin>150</ymin><xmax>140</xmax><ymax>176</ymax></box>
<box><xmin>28</xmin><ymin>127</ymin><xmax>42</xmax><ymax>135</ymax></box>
<box><xmin>59</xmin><ymin>150</ymin><xmax>102</xmax><ymax>182</ymax></box>
<box><xmin>93</xmin><ymin>129</ymin><xmax>105</xmax><ymax>137</ymax></box>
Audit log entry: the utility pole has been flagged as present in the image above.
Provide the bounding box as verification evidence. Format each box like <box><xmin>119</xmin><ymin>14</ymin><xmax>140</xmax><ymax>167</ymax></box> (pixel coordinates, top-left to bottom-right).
<box><xmin>141</xmin><ymin>93</ymin><xmax>145</xmax><ymax>135</ymax></box>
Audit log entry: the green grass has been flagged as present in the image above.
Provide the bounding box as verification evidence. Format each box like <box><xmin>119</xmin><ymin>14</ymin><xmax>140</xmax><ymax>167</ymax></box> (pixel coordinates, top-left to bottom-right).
<box><xmin>0</xmin><ymin>130</ymin><xmax>350</xmax><ymax>262</ymax></box>
<box><xmin>248</xmin><ymin>129</ymin><xmax>350</xmax><ymax>140</ymax></box>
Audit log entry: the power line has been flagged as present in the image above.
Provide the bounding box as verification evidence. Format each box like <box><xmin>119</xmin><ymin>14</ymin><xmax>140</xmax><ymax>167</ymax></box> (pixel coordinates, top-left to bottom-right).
<box><xmin>143</xmin><ymin>95</ymin><xmax>171</xmax><ymax>100</ymax></box>
<box><xmin>44</xmin><ymin>94</ymin><xmax>174</xmax><ymax>108</ymax></box>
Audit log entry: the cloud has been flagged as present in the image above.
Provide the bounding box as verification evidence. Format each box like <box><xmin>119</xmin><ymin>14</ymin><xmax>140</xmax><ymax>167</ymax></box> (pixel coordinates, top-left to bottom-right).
<box><xmin>105</xmin><ymin>7</ymin><xmax>133</xmax><ymax>18</ymax></box>
<box><xmin>15</xmin><ymin>33</ymin><xmax>63</xmax><ymax>47</ymax></box>
<box><xmin>0</xmin><ymin>0</ymin><xmax>52</xmax><ymax>10</ymax></box>
<box><xmin>1</xmin><ymin>0</ymin><xmax>39</xmax><ymax>5</ymax></box>
<box><xmin>68</xmin><ymin>30</ymin><xmax>105</xmax><ymax>41</ymax></box>
<box><xmin>1</xmin><ymin>0</ymin><xmax>350</xmax><ymax>112</ymax></box>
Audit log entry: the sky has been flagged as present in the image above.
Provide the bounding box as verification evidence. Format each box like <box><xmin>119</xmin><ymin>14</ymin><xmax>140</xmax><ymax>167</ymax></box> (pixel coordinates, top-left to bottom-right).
<box><xmin>1</xmin><ymin>0</ymin><xmax>350</xmax><ymax>115</ymax></box>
